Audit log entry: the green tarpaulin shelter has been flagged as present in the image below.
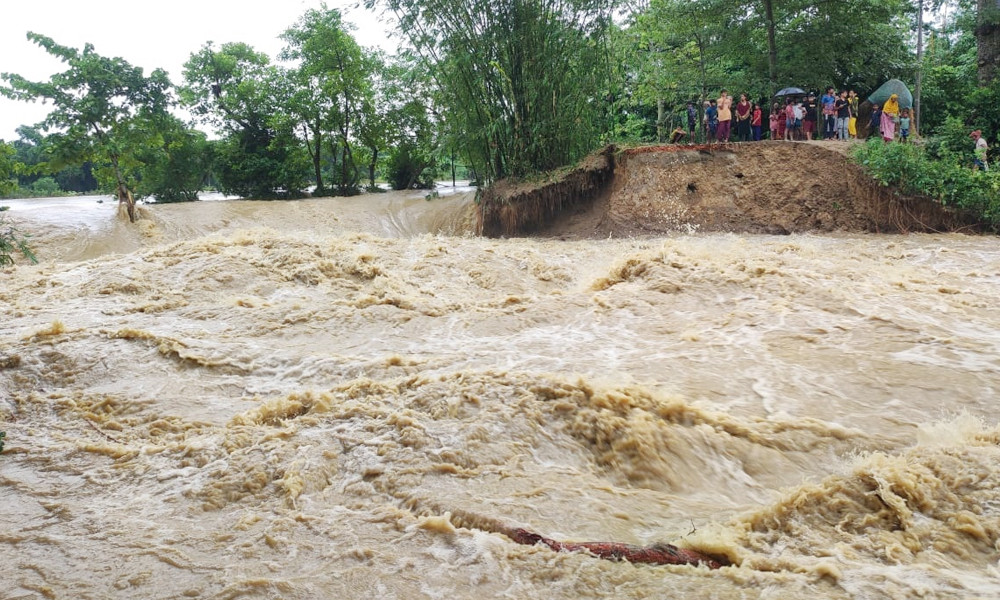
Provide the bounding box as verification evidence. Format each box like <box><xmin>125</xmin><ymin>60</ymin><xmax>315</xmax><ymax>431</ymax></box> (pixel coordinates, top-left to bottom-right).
<box><xmin>868</xmin><ymin>79</ymin><xmax>913</xmax><ymax>109</ymax></box>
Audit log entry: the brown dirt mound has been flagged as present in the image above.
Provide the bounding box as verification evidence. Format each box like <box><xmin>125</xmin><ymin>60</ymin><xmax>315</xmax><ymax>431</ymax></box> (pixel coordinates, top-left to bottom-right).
<box><xmin>476</xmin><ymin>142</ymin><xmax>981</xmax><ymax>238</ymax></box>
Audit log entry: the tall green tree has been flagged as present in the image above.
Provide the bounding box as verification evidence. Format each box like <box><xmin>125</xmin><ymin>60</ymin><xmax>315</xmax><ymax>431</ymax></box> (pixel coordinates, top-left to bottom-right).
<box><xmin>0</xmin><ymin>33</ymin><xmax>172</xmax><ymax>221</ymax></box>
<box><xmin>181</xmin><ymin>42</ymin><xmax>309</xmax><ymax>198</ymax></box>
<box><xmin>630</xmin><ymin>0</ymin><xmax>914</xmax><ymax>104</ymax></box>
<box><xmin>369</xmin><ymin>0</ymin><xmax>613</xmax><ymax>182</ymax></box>
<box><xmin>379</xmin><ymin>52</ymin><xmax>440</xmax><ymax>189</ymax></box>
<box><xmin>627</xmin><ymin>0</ymin><xmax>737</xmax><ymax>140</ymax></box>
<box><xmin>281</xmin><ymin>5</ymin><xmax>372</xmax><ymax>195</ymax></box>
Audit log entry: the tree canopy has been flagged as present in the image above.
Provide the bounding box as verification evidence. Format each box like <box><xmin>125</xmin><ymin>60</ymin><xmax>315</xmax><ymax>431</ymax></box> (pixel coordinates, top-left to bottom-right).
<box><xmin>0</xmin><ymin>33</ymin><xmax>172</xmax><ymax>220</ymax></box>
<box><xmin>367</xmin><ymin>0</ymin><xmax>614</xmax><ymax>182</ymax></box>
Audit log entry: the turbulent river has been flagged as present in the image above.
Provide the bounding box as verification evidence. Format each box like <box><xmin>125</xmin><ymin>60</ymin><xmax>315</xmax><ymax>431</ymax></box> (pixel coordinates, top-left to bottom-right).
<box><xmin>1</xmin><ymin>189</ymin><xmax>999</xmax><ymax>599</ymax></box>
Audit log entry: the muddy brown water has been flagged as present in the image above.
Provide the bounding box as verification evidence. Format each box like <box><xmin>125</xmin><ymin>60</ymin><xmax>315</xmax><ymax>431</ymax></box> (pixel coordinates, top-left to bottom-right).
<box><xmin>2</xmin><ymin>189</ymin><xmax>999</xmax><ymax>599</ymax></box>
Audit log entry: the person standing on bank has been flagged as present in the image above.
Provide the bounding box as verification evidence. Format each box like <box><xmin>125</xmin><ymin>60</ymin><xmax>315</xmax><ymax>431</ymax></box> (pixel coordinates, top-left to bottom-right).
<box><xmin>717</xmin><ymin>89</ymin><xmax>733</xmax><ymax>142</ymax></box>
<box><xmin>835</xmin><ymin>90</ymin><xmax>850</xmax><ymax>140</ymax></box>
<box><xmin>881</xmin><ymin>93</ymin><xmax>900</xmax><ymax>142</ymax></box>
<box><xmin>735</xmin><ymin>94</ymin><xmax>752</xmax><ymax>142</ymax></box>
<box><xmin>869</xmin><ymin>103</ymin><xmax>882</xmax><ymax>139</ymax></box>
<box><xmin>702</xmin><ymin>100</ymin><xmax>712</xmax><ymax>141</ymax></box>
<box><xmin>972</xmin><ymin>130</ymin><xmax>989</xmax><ymax>171</ymax></box>
<box><xmin>821</xmin><ymin>87</ymin><xmax>837</xmax><ymax>139</ymax></box>
<box><xmin>770</xmin><ymin>102</ymin><xmax>781</xmax><ymax>140</ymax></box>
<box><xmin>784</xmin><ymin>98</ymin><xmax>796</xmax><ymax>141</ymax></box>
<box><xmin>706</xmin><ymin>99</ymin><xmax>719</xmax><ymax>141</ymax></box>
<box><xmin>687</xmin><ymin>102</ymin><xmax>698</xmax><ymax>142</ymax></box>
<box><xmin>793</xmin><ymin>100</ymin><xmax>805</xmax><ymax>139</ymax></box>
<box><xmin>803</xmin><ymin>93</ymin><xmax>818</xmax><ymax>141</ymax></box>
<box><xmin>847</xmin><ymin>90</ymin><xmax>860</xmax><ymax>138</ymax></box>
<box><xmin>751</xmin><ymin>103</ymin><xmax>762</xmax><ymax>141</ymax></box>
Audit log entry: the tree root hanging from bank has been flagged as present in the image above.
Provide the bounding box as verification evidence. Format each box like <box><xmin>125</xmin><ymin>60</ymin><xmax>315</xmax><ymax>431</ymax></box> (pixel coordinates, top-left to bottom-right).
<box><xmin>501</xmin><ymin>525</ymin><xmax>729</xmax><ymax>569</ymax></box>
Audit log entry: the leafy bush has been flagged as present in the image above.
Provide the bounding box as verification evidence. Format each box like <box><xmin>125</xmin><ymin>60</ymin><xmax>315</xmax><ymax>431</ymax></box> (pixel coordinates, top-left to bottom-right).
<box><xmin>30</xmin><ymin>176</ymin><xmax>62</xmax><ymax>196</ymax></box>
<box><xmin>852</xmin><ymin>139</ymin><xmax>1000</xmax><ymax>227</ymax></box>
<box><xmin>136</xmin><ymin>127</ymin><xmax>212</xmax><ymax>203</ymax></box>
<box><xmin>925</xmin><ymin>116</ymin><xmax>977</xmax><ymax>164</ymax></box>
<box><xmin>387</xmin><ymin>143</ymin><xmax>435</xmax><ymax>190</ymax></box>
<box><xmin>1</xmin><ymin>212</ymin><xmax>37</xmax><ymax>266</ymax></box>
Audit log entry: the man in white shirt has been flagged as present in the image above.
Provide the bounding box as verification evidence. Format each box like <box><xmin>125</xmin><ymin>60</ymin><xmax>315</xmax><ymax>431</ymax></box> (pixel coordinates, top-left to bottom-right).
<box><xmin>972</xmin><ymin>130</ymin><xmax>989</xmax><ymax>171</ymax></box>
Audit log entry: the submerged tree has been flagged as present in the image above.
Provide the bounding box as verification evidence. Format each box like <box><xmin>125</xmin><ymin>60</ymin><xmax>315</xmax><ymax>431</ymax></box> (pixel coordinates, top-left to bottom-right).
<box><xmin>368</xmin><ymin>0</ymin><xmax>613</xmax><ymax>182</ymax></box>
<box><xmin>0</xmin><ymin>33</ymin><xmax>172</xmax><ymax>221</ymax></box>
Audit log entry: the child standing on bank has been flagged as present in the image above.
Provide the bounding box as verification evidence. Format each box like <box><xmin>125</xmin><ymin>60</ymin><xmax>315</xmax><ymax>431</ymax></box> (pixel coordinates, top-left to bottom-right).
<box><xmin>706</xmin><ymin>100</ymin><xmax>719</xmax><ymax>142</ymax></box>
<box><xmin>751</xmin><ymin>103</ymin><xmax>762</xmax><ymax>141</ymax></box>
<box><xmin>869</xmin><ymin>104</ymin><xmax>882</xmax><ymax>139</ymax></box>
<box><xmin>769</xmin><ymin>103</ymin><xmax>781</xmax><ymax>140</ymax></box>
<box><xmin>899</xmin><ymin>109</ymin><xmax>911</xmax><ymax>142</ymax></box>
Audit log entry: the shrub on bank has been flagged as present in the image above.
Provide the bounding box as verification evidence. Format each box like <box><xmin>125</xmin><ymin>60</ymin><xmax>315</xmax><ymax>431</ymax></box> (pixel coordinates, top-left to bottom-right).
<box><xmin>851</xmin><ymin>139</ymin><xmax>1000</xmax><ymax>228</ymax></box>
<box><xmin>1</xmin><ymin>211</ymin><xmax>37</xmax><ymax>266</ymax></box>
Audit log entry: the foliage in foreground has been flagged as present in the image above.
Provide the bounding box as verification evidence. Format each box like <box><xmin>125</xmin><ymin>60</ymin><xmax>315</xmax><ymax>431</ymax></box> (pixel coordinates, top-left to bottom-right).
<box><xmin>1</xmin><ymin>212</ymin><xmax>37</xmax><ymax>266</ymax></box>
<box><xmin>851</xmin><ymin>138</ymin><xmax>1000</xmax><ymax>227</ymax></box>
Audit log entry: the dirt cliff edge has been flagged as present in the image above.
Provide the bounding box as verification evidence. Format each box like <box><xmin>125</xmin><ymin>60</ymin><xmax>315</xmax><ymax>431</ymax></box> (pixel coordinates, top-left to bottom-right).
<box><xmin>476</xmin><ymin>143</ymin><xmax>981</xmax><ymax>238</ymax></box>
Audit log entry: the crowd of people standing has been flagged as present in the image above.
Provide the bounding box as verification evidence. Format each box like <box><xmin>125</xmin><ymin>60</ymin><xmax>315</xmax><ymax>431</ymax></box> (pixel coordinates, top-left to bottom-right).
<box><xmin>690</xmin><ymin>90</ymin><xmax>764</xmax><ymax>143</ymax></box>
<box><xmin>679</xmin><ymin>86</ymin><xmax>990</xmax><ymax>171</ymax></box>
<box><xmin>683</xmin><ymin>87</ymin><xmax>912</xmax><ymax>144</ymax></box>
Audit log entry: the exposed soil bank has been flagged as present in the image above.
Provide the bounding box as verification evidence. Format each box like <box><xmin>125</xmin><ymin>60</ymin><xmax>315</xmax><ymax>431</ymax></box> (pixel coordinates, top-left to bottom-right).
<box><xmin>477</xmin><ymin>142</ymin><xmax>982</xmax><ymax>238</ymax></box>
<box><xmin>476</xmin><ymin>146</ymin><xmax>615</xmax><ymax>237</ymax></box>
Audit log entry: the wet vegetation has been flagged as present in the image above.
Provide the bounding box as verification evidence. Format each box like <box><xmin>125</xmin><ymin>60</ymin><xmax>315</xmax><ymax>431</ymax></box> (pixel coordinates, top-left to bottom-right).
<box><xmin>0</xmin><ymin>211</ymin><xmax>37</xmax><ymax>266</ymax></box>
<box><xmin>853</xmin><ymin>132</ymin><xmax>1000</xmax><ymax>228</ymax></box>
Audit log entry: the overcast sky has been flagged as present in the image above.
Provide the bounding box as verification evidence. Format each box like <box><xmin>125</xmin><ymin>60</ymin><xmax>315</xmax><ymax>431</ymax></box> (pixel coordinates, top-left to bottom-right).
<box><xmin>0</xmin><ymin>0</ymin><xmax>398</xmax><ymax>141</ymax></box>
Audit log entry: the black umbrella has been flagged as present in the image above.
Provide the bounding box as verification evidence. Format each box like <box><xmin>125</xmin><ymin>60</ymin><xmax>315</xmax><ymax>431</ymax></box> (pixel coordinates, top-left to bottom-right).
<box><xmin>774</xmin><ymin>87</ymin><xmax>806</xmax><ymax>97</ymax></box>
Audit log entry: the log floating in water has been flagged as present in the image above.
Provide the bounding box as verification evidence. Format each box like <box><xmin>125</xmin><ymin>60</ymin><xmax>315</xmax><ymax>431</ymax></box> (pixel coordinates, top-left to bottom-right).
<box><xmin>503</xmin><ymin>527</ymin><xmax>728</xmax><ymax>569</ymax></box>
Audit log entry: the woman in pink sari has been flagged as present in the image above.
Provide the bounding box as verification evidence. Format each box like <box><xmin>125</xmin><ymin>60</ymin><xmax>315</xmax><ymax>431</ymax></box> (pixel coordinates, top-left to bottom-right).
<box><xmin>880</xmin><ymin>94</ymin><xmax>900</xmax><ymax>142</ymax></box>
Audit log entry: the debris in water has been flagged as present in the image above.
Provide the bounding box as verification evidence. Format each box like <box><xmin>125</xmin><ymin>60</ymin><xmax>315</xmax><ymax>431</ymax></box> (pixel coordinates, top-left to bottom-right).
<box><xmin>503</xmin><ymin>526</ymin><xmax>728</xmax><ymax>569</ymax></box>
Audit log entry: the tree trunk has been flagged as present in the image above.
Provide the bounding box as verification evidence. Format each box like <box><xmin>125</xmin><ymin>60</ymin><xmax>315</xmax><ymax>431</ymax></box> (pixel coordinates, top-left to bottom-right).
<box><xmin>977</xmin><ymin>0</ymin><xmax>1000</xmax><ymax>83</ymax></box>
<box><xmin>657</xmin><ymin>98</ymin><xmax>667</xmax><ymax>142</ymax></box>
<box><xmin>915</xmin><ymin>0</ymin><xmax>923</xmax><ymax>135</ymax></box>
<box><xmin>312</xmin><ymin>118</ymin><xmax>324</xmax><ymax>195</ymax></box>
<box><xmin>368</xmin><ymin>147</ymin><xmax>378</xmax><ymax>189</ymax></box>
<box><xmin>111</xmin><ymin>155</ymin><xmax>136</xmax><ymax>223</ymax></box>
<box><xmin>763</xmin><ymin>0</ymin><xmax>778</xmax><ymax>88</ymax></box>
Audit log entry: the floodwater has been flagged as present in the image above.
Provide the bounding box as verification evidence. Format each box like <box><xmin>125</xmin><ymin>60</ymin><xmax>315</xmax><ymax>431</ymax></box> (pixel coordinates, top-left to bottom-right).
<box><xmin>1</xmin><ymin>188</ymin><xmax>998</xmax><ymax>599</ymax></box>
